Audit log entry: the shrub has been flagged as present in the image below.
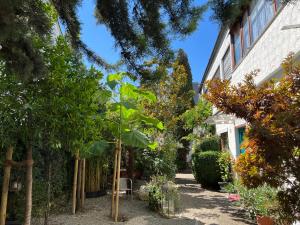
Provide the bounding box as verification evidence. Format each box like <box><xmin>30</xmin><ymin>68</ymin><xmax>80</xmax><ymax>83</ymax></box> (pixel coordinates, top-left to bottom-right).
<box><xmin>194</xmin><ymin>136</ymin><xmax>220</xmax><ymax>153</ymax></box>
<box><xmin>217</xmin><ymin>151</ymin><xmax>233</xmax><ymax>182</ymax></box>
<box><xmin>146</xmin><ymin>176</ymin><xmax>180</xmax><ymax>213</ymax></box>
<box><xmin>233</xmin><ymin>182</ymin><xmax>279</xmax><ymax>219</ymax></box>
<box><xmin>192</xmin><ymin>151</ymin><xmax>221</xmax><ymax>188</ymax></box>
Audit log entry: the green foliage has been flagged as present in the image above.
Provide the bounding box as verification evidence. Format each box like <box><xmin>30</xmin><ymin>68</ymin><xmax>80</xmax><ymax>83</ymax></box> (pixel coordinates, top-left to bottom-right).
<box><xmin>146</xmin><ymin>176</ymin><xmax>180</xmax><ymax>213</ymax></box>
<box><xmin>233</xmin><ymin>182</ymin><xmax>280</xmax><ymax>219</ymax></box>
<box><xmin>194</xmin><ymin>136</ymin><xmax>220</xmax><ymax>153</ymax></box>
<box><xmin>0</xmin><ymin>0</ymin><xmax>53</xmax><ymax>78</ymax></box>
<box><xmin>181</xmin><ymin>98</ymin><xmax>212</xmax><ymax>130</ymax></box>
<box><xmin>217</xmin><ymin>151</ymin><xmax>233</xmax><ymax>182</ymax></box>
<box><xmin>192</xmin><ymin>151</ymin><xmax>221</xmax><ymax>188</ymax></box>
<box><xmin>205</xmin><ymin>54</ymin><xmax>300</xmax><ymax>221</ymax></box>
<box><xmin>136</xmin><ymin>136</ymin><xmax>178</xmax><ymax>179</ymax></box>
<box><xmin>105</xmin><ymin>72</ymin><xmax>163</xmax><ymax>150</ymax></box>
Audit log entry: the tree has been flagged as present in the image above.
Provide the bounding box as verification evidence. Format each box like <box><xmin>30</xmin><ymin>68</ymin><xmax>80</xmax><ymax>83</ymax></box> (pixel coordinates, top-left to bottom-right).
<box><xmin>0</xmin><ymin>36</ymin><xmax>107</xmax><ymax>224</ymax></box>
<box><xmin>0</xmin><ymin>0</ymin><xmax>206</xmax><ymax>79</ymax></box>
<box><xmin>141</xmin><ymin>50</ymin><xmax>195</xmax><ymax>169</ymax></box>
<box><xmin>104</xmin><ymin>72</ymin><xmax>163</xmax><ymax>222</ymax></box>
<box><xmin>204</xmin><ymin>54</ymin><xmax>300</xmax><ymax>222</ymax></box>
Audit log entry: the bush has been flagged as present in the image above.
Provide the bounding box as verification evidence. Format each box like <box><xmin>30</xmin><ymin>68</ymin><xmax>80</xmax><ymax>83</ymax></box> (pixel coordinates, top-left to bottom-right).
<box><xmin>192</xmin><ymin>151</ymin><xmax>221</xmax><ymax>188</ymax></box>
<box><xmin>217</xmin><ymin>151</ymin><xmax>233</xmax><ymax>182</ymax></box>
<box><xmin>233</xmin><ymin>182</ymin><xmax>279</xmax><ymax>219</ymax></box>
<box><xmin>194</xmin><ymin>136</ymin><xmax>220</xmax><ymax>153</ymax></box>
<box><xmin>146</xmin><ymin>176</ymin><xmax>180</xmax><ymax>213</ymax></box>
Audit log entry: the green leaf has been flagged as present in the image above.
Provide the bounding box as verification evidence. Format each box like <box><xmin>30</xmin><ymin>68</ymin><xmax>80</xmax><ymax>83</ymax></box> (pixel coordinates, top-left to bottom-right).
<box><xmin>84</xmin><ymin>140</ymin><xmax>110</xmax><ymax>158</ymax></box>
<box><xmin>107</xmin><ymin>73</ymin><xmax>123</xmax><ymax>89</ymax></box>
<box><xmin>139</xmin><ymin>115</ymin><xmax>164</xmax><ymax>130</ymax></box>
<box><xmin>148</xmin><ymin>141</ymin><xmax>158</xmax><ymax>150</ymax></box>
<box><xmin>121</xmin><ymin>129</ymin><xmax>150</xmax><ymax>148</ymax></box>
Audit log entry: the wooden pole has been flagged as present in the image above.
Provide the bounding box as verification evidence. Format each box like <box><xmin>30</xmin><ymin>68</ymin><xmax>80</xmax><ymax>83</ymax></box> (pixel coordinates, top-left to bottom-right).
<box><xmin>72</xmin><ymin>152</ymin><xmax>79</xmax><ymax>214</ymax></box>
<box><xmin>80</xmin><ymin>159</ymin><xmax>86</xmax><ymax>209</ymax></box>
<box><xmin>111</xmin><ymin>146</ymin><xmax>118</xmax><ymax>218</ymax></box>
<box><xmin>24</xmin><ymin>145</ymin><xmax>33</xmax><ymax>225</ymax></box>
<box><xmin>114</xmin><ymin>141</ymin><xmax>122</xmax><ymax>222</ymax></box>
<box><xmin>0</xmin><ymin>146</ymin><xmax>13</xmax><ymax>225</ymax></box>
<box><xmin>76</xmin><ymin>160</ymin><xmax>82</xmax><ymax>211</ymax></box>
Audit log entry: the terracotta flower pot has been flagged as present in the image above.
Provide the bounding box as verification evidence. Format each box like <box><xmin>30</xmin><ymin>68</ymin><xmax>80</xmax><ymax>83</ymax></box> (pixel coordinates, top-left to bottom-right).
<box><xmin>256</xmin><ymin>215</ymin><xmax>274</xmax><ymax>225</ymax></box>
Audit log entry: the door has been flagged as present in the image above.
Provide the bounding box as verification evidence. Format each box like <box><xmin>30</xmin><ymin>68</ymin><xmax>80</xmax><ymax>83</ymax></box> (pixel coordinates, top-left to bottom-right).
<box><xmin>238</xmin><ymin>127</ymin><xmax>246</xmax><ymax>154</ymax></box>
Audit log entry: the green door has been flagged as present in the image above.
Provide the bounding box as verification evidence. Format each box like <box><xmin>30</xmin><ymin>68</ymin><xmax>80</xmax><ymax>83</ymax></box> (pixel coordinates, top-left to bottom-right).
<box><xmin>238</xmin><ymin>127</ymin><xmax>246</xmax><ymax>154</ymax></box>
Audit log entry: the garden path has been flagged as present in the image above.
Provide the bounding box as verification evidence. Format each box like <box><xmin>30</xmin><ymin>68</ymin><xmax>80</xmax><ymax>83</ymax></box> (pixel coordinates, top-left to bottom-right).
<box><xmin>46</xmin><ymin>173</ymin><xmax>254</xmax><ymax>225</ymax></box>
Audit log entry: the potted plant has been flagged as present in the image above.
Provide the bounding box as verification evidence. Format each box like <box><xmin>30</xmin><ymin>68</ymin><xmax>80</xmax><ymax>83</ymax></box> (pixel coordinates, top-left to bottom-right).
<box><xmin>217</xmin><ymin>151</ymin><xmax>233</xmax><ymax>192</ymax></box>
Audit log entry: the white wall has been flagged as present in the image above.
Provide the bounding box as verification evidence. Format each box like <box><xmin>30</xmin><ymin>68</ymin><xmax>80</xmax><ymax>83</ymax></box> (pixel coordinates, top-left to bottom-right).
<box><xmin>205</xmin><ymin>2</ymin><xmax>300</xmax><ymax>158</ymax></box>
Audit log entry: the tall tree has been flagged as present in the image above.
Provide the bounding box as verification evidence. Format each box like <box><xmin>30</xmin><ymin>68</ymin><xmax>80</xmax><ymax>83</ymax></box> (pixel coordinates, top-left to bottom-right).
<box><xmin>173</xmin><ymin>49</ymin><xmax>195</xmax><ymax>169</ymax></box>
<box><xmin>0</xmin><ymin>0</ymin><xmax>206</xmax><ymax>79</ymax></box>
<box><xmin>141</xmin><ymin>50</ymin><xmax>195</xmax><ymax>169</ymax></box>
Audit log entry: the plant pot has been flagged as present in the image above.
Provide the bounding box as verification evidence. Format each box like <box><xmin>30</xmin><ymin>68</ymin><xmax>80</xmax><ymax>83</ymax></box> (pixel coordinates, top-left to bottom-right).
<box><xmin>218</xmin><ymin>181</ymin><xmax>228</xmax><ymax>192</ymax></box>
<box><xmin>256</xmin><ymin>215</ymin><xmax>274</xmax><ymax>225</ymax></box>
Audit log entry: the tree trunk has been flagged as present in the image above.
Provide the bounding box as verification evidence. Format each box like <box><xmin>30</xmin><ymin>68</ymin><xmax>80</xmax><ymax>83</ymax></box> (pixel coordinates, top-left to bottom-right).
<box><xmin>76</xmin><ymin>160</ymin><xmax>82</xmax><ymax>211</ymax></box>
<box><xmin>111</xmin><ymin>146</ymin><xmax>118</xmax><ymax>218</ymax></box>
<box><xmin>80</xmin><ymin>159</ymin><xmax>85</xmax><ymax>209</ymax></box>
<box><xmin>114</xmin><ymin>141</ymin><xmax>122</xmax><ymax>222</ymax></box>
<box><xmin>0</xmin><ymin>146</ymin><xmax>13</xmax><ymax>225</ymax></box>
<box><xmin>24</xmin><ymin>145</ymin><xmax>33</xmax><ymax>225</ymax></box>
<box><xmin>44</xmin><ymin>160</ymin><xmax>51</xmax><ymax>225</ymax></box>
<box><xmin>72</xmin><ymin>152</ymin><xmax>79</xmax><ymax>214</ymax></box>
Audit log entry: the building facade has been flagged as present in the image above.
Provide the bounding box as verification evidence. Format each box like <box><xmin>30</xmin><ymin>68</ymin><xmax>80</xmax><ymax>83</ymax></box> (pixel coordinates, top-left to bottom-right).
<box><xmin>199</xmin><ymin>0</ymin><xmax>300</xmax><ymax>159</ymax></box>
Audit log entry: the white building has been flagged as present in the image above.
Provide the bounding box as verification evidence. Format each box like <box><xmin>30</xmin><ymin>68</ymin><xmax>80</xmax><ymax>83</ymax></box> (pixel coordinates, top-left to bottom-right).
<box><xmin>199</xmin><ymin>0</ymin><xmax>300</xmax><ymax>159</ymax></box>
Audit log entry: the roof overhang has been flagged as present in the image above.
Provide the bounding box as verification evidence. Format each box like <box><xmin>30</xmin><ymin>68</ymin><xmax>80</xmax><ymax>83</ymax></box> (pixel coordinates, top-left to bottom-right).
<box><xmin>205</xmin><ymin>113</ymin><xmax>237</xmax><ymax>125</ymax></box>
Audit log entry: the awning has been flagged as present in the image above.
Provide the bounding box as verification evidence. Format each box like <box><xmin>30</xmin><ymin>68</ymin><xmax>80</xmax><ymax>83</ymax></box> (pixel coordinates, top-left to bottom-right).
<box><xmin>205</xmin><ymin>113</ymin><xmax>237</xmax><ymax>125</ymax></box>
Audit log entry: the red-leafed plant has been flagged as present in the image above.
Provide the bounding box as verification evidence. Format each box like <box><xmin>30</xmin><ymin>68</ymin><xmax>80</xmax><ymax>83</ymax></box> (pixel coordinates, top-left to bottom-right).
<box><xmin>204</xmin><ymin>54</ymin><xmax>300</xmax><ymax>222</ymax></box>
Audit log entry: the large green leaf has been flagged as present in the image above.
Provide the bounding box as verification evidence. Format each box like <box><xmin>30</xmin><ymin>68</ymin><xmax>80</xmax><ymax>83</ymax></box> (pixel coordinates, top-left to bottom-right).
<box><xmin>138</xmin><ymin>114</ymin><xmax>164</xmax><ymax>130</ymax></box>
<box><xmin>107</xmin><ymin>73</ymin><xmax>123</xmax><ymax>89</ymax></box>
<box><xmin>84</xmin><ymin>140</ymin><xmax>111</xmax><ymax>158</ymax></box>
<box><xmin>121</xmin><ymin>129</ymin><xmax>150</xmax><ymax>148</ymax></box>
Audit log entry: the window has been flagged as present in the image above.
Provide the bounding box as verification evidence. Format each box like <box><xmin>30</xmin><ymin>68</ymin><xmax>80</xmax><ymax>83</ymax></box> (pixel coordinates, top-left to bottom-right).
<box><xmin>222</xmin><ymin>48</ymin><xmax>232</xmax><ymax>80</ymax></box>
<box><xmin>231</xmin><ymin>0</ymin><xmax>281</xmax><ymax>68</ymax></box>
<box><xmin>242</xmin><ymin>13</ymin><xmax>251</xmax><ymax>55</ymax></box>
<box><xmin>233</xmin><ymin>26</ymin><xmax>242</xmax><ymax>65</ymax></box>
<box><xmin>250</xmin><ymin>0</ymin><xmax>274</xmax><ymax>42</ymax></box>
<box><xmin>213</xmin><ymin>67</ymin><xmax>221</xmax><ymax>80</ymax></box>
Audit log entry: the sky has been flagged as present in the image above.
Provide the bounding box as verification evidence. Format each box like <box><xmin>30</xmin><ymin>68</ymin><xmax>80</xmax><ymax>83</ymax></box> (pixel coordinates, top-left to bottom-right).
<box><xmin>77</xmin><ymin>1</ymin><xmax>219</xmax><ymax>83</ymax></box>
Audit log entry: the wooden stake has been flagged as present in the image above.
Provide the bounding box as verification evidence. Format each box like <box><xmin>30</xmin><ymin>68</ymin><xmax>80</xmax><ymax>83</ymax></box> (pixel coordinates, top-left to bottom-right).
<box><xmin>0</xmin><ymin>146</ymin><xmax>13</xmax><ymax>225</ymax></box>
<box><xmin>24</xmin><ymin>145</ymin><xmax>33</xmax><ymax>225</ymax></box>
<box><xmin>111</xmin><ymin>146</ymin><xmax>118</xmax><ymax>218</ymax></box>
<box><xmin>114</xmin><ymin>141</ymin><xmax>122</xmax><ymax>222</ymax></box>
<box><xmin>72</xmin><ymin>152</ymin><xmax>79</xmax><ymax>214</ymax></box>
<box><xmin>77</xmin><ymin>160</ymin><xmax>82</xmax><ymax>211</ymax></box>
<box><xmin>80</xmin><ymin>159</ymin><xmax>86</xmax><ymax>209</ymax></box>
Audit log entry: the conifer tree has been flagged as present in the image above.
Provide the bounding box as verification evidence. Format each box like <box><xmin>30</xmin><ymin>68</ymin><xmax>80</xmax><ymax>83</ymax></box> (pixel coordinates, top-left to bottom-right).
<box><xmin>0</xmin><ymin>0</ymin><xmax>206</xmax><ymax>79</ymax></box>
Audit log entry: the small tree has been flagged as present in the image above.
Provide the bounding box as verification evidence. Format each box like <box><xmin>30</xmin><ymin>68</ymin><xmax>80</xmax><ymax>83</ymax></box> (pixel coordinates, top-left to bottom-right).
<box><xmin>104</xmin><ymin>72</ymin><xmax>163</xmax><ymax>222</ymax></box>
<box><xmin>204</xmin><ymin>54</ymin><xmax>300</xmax><ymax>222</ymax></box>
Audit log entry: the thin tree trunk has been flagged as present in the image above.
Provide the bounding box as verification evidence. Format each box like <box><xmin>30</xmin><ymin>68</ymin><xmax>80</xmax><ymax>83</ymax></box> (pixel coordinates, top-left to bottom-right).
<box><xmin>44</xmin><ymin>160</ymin><xmax>51</xmax><ymax>225</ymax></box>
<box><xmin>114</xmin><ymin>141</ymin><xmax>122</xmax><ymax>222</ymax></box>
<box><xmin>76</xmin><ymin>160</ymin><xmax>82</xmax><ymax>211</ymax></box>
<box><xmin>0</xmin><ymin>146</ymin><xmax>13</xmax><ymax>225</ymax></box>
<box><xmin>111</xmin><ymin>146</ymin><xmax>118</xmax><ymax>218</ymax></box>
<box><xmin>80</xmin><ymin>159</ymin><xmax>85</xmax><ymax>209</ymax></box>
<box><xmin>72</xmin><ymin>152</ymin><xmax>79</xmax><ymax>214</ymax></box>
<box><xmin>24</xmin><ymin>145</ymin><xmax>33</xmax><ymax>225</ymax></box>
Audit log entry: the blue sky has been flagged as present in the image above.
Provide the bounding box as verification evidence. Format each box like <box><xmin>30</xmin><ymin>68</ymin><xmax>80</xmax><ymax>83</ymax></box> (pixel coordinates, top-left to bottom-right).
<box><xmin>77</xmin><ymin>1</ymin><xmax>219</xmax><ymax>83</ymax></box>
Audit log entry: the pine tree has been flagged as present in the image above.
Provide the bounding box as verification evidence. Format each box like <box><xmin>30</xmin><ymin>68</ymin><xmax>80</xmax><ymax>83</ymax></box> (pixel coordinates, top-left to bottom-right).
<box><xmin>173</xmin><ymin>49</ymin><xmax>195</xmax><ymax>170</ymax></box>
<box><xmin>0</xmin><ymin>0</ymin><xmax>206</xmax><ymax>80</ymax></box>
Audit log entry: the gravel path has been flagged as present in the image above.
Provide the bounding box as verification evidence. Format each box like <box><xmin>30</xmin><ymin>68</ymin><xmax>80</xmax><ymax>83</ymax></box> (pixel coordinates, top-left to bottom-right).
<box><xmin>47</xmin><ymin>173</ymin><xmax>254</xmax><ymax>225</ymax></box>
